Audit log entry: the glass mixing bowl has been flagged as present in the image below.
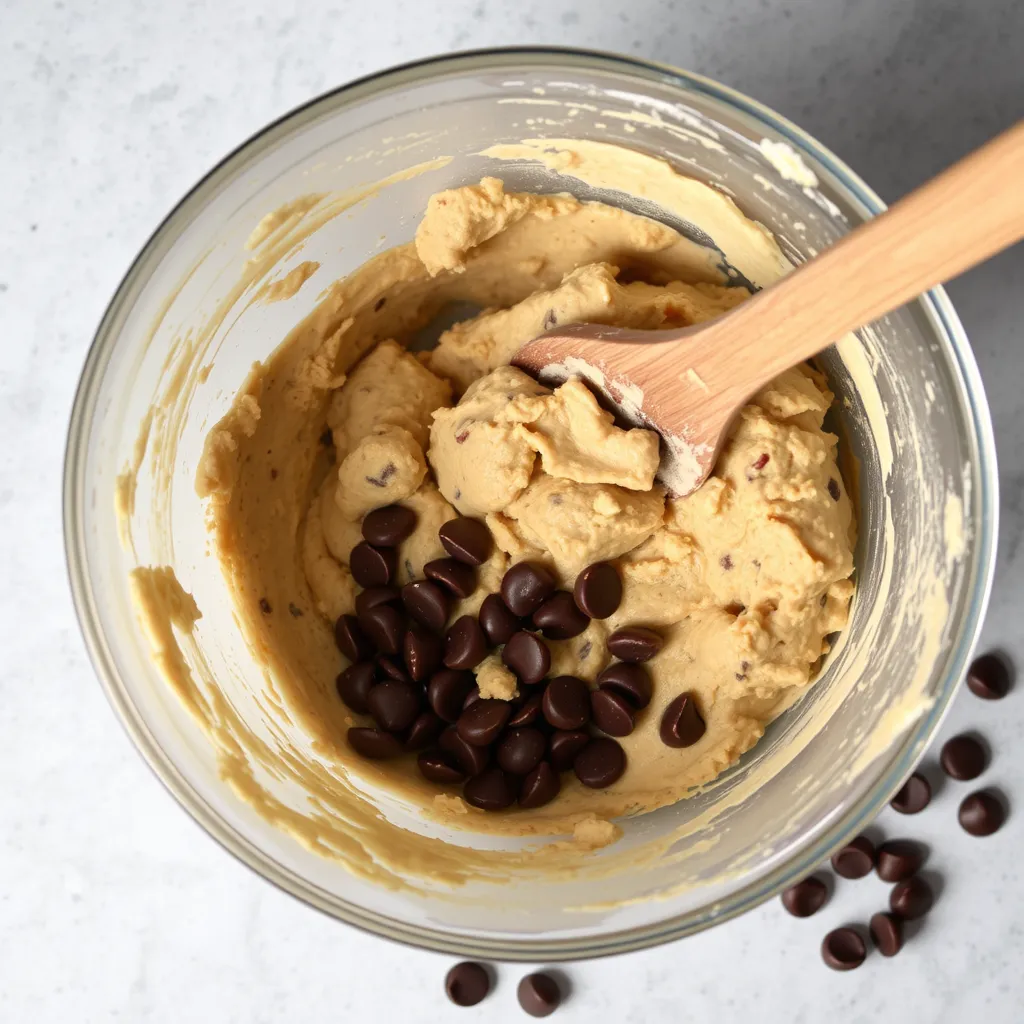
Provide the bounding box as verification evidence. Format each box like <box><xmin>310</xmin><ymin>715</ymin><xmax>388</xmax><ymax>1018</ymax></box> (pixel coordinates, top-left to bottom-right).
<box><xmin>64</xmin><ymin>48</ymin><xmax>997</xmax><ymax>959</ymax></box>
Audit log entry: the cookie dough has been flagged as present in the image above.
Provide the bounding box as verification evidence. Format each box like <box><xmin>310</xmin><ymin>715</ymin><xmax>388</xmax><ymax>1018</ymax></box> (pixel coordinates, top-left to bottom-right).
<box><xmin>195</xmin><ymin>171</ymin><xmax>855</xmax><ymax>837</ymax></box>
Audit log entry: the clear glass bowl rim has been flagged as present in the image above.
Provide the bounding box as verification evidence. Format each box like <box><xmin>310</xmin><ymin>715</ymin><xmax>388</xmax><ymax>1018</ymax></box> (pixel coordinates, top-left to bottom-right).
<box><xmin>63</xmin><ymin>45</ymin><xmax>999</xmax><ymax>961</ymax></box>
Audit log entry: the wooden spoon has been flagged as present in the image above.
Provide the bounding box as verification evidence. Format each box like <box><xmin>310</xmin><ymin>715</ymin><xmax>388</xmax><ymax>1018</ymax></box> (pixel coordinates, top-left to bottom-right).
<box><xmin>514</xmin><ymin>120</ymin><xmax>1024</xmax><ymax>497</ymax></box>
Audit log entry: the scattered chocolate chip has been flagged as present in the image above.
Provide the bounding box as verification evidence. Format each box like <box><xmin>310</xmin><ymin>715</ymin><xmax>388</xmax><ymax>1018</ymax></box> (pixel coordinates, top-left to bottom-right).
<box><xmin>958</xmin><ymin>790</ymin><xmax>1005</xmax><ymax>836</ymax></box>
<box><xmin>828</xmin><ymin>478</ymin><xmax>841</xmax><ymax>501</ymax></box>
<box><xmin>497</xmin><ymin>728</ymin><xmax>547</xmax><ymax>775</ymax></box>
<box><xmin>366</xmin><ymin>680</ymin><xmax>421</xmax><ymax>733</ymax></box>
<box><xmin>350</xmin><ymin>541</ymin><xmax>397</xmax><ymax>588</ymax></box>
<box><xmin>439</xmin><ymin>518</ymin><xmax>493</xmax><ymax>565</ymax></box>
<box><xmin>358</xmin><ymin>602</ymin><xmax>406</xmax><ymax>655</ymax></box>
<box><xmin>889</xmin><ymin>875</ymin><xmax>933</xmax><ymax>919</ymax></box>
<box><xmin>259</xmin><ymin>597</ymin><xmax>272</xmax><ymax>614</ymax></box>
<box><xmin>831</xmin><ymin>835</ymin><xmax>876</xmax><ymax>879</ymax></box>
<box><xmin>890</xmin><ymin>773</ymin><xmax>931</xmax><ymax>814</ymax></box>
<box><xmin>401</xmin><ymin>580</ymin><xmax>452</xmax><ymax>632</ymax></box>
<box><xmin>334</xmin><ymin>614</ymin><xmax>373</xmax><ymax>662</ymax></box>
<box><xmin>597</xmin><ymin>663</ymin><xmax>652</xmax><ymax>709</ymax></box>
<box><xmin>502</xmin><ymin>630</ymin><xmax>551</xmax><ymax>685</ymax></box>
<box><xmin>376</xmin><ymin>654</ymin><xmax>411</xmax><ymax>683</ymax></box>
<box><xmin>606</xmin><ymin>626</ymin><xmax>663</xmax><ymax>663</ymax></box>
<box><xmin>532</xmin><ymin>591</ymin><xmax>590</xmax><ymax>640</ymax></box>
<box><xmin>361</xmin><ymin>504</ymin><xmax>417</xmax><ymax>547</ymax></box>
<box><xmin>464</xmin><ymin>768</ymin><xmax>518</xmax><ymax>810</ymax></box>
<box><xmin>876</xmin><ymin>840</ymin><xmax>926</xmax><ymax>883</ymax></box>
<box><xmin>590</xmin><ymin>688</ymin><xmax>635</xmax><ymax>737</ymax></box>
<box><xmin>347</xmin><ymin>727</ymin><xmax>404</xmax><ymax>759</ymax></box>
<box><xmin>288</xmin><ymin>602</ymin><xmax>303</xmax><ymax>617</ymax></box>
<box><xmin>374</xmin><ymin>296</ymin><xmax>387</xmax><ymax>312</ymax></box>
<box><xmin>821</xmin><ymin>927</ymin><xmax>866</xmax><ymax>971</ymax></box>
<box><xmin>479</xmin><ymin>593</ymin><xmax>521</xmax><ymax>646</ymax></box>
<box><xmin>335</xmin><ymin>662</ymin><xmax>376</xmax><ymax>713</ymax></box>
<box><xmin>966</xmin><ymin>653</ymin><xmax>1012</xmax><ymax>700</ymax></box>
<box><xmin>462</xmin><ymin>685</ymin><xmax>482</xmax><ymax>711</ymax></box>
<box><xmin>548</xmin><ymin>730</ymin><xmax>590</xmax><ymax>772</ymax></box>
<box><xmin>720</xmin><ymin>554</ymin><xmax>733</xmax><ymax>571</ymax></box>
<box><xmin>869</xmin><ymin>912</ymin><xmax>903</xmax><ymax>957</ymax></box>
<box><xmin>660</xmin><ymin>693</ymin><xmax>706</xmax><ymax>748</ymax></box>
<box><xmin>427</xmin><ymin>669</ymin><xmax>476</xmax><ymax>723</ymax></box>
<box><xmin>542</xmin><ymin>676</ymin><xmax>591</xmax><ymax>730</ymax></box>
<box><xmin>404</xmin><ymin>625</ymin><xmax>444</xmax><ymax>682</ymax></box>
<box><xmin>574</xmin><ymin>737</ymin><xmax>626</xmax><ymax>788</ymax></box>
<box><xmin>940</xmin><ymin>734</ymin><xmax>987</xmax><ymax>781</ymax></box>
<box><xmin>355</xmin><ymin>585</ymin><xmax>400</xmax><ymax>618</ymax></box>
<box><xmin>445</xmin><ymin>962</ymin><xmax>490</xmax><ymax>1006</ymax></box>
<box><xmin>517</xmin><ymin>973</ymin><xmax>561</xmax><ymax>1017</ymax></box>
<box><xmin>417</xmin><ymin>750</ymin><xmax>466</xmax><ymax>785</ymax></box>
<box><xmin>439</xmin><ymin>726</ymin><xmax>491</xmax><ymax>776</ymax></box>
<box><xmin>404</xmin><ymin>711</ymin><xmax>443</xmax><ymax>751</ymax></box>
<box><xmin>508</xmin><ymin>693</ymin><xmax>543</xmax><ymax>728</ymax></box>
<box><xmin>444</xmin><ymin>615</ymin><xmax>488</xmax><ymax>670</ymax></box>
<box><xmin>518</xmin><ymin>760</ymin><xmax>561</xmax><ymax>808</ymax></box>
<box><xmin>502</xmin><ymin>562</ymin><xmax>557</xmax><ymax>616</ymax></box>
<box><xmin>573</xmin><ymin>561</ymin><xmax>622</xmax><ymax>619</ymax></box>
<box><xmin>425</xmin><ymin>558</ymin><xmax>477</xmax><ymax>599</ymax></box>
<box><xmin>781</xmin><ymin>876</ymin><xmax>828</xmax><ymax>917</ymax></box>
<box><xmin>457</xmin><ymin>699</ymin><xmax>513</xmax><ymax>746</ymax></box>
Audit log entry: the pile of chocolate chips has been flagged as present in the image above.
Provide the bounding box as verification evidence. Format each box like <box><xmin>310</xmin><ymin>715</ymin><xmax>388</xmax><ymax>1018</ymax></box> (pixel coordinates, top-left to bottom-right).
<box><xmin>781</xmin><ymin>651</ymin><xmax>1013</xmax><ymax>970</ymax></box>
<box><xmin>333</xmin><ymin>504</ymin><xmax>707</xmax><ymax>810</ymax></box>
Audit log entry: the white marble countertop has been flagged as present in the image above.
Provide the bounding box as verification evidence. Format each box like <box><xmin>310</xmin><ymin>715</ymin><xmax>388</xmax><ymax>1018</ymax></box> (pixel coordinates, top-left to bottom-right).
<box><xmin>3</xmin><ymin>1</ymin><xmax>1023</xmax><ymax>1020</ymax></box>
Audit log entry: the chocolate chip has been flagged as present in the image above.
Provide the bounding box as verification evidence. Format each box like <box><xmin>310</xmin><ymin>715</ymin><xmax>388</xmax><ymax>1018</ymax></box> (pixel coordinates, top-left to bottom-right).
<box><xmin>350</xmin><ymin>541</ymin><xmax>397</xmax><ymax>588</ymax></box>
<box><xmin>508</xmin><ymin>693</ymin><xmax>543</xmax><ymax>728</ymax></box>
<box><xmin>288</xmin><ymin>603</ymin><xmax>303</xmax><ymax>617</ymax></box>
<box><xmin>404</xmin><ymin>711</ymin><xmax>443</xmax><ymax>751</ymax></box>
<box><xmin>940</xmin><ymin>734</ymin><xmax>987</xmax><ymax>780</ymax></box>
<box><xmin>366</xmin><ymin>680</ymin><xmax>421</xmax><ymax>732</ymax></box>
<box><xmin>417</xmin><ymin>750</ymin><xmax>466</xmax><ymax>785</ymax></box>
<box><xmin>462</xmin><ymin>684</ymin><xmax>482</xmax><ymax>711</ymax></box>
<box><xmin>479</xmin><ymin>593</ymin><xmax>521</xmax><ymax>646</ymax></box>
<box><xmin>876</xmin><ymin>840</ymin><xmax>926</xmax><ymax>882</ymax></box>
<box><xmin>573</xmin><ymin>561</ymin><xmax>622</xmax><ymax>619</ymax></box>
<box><xmin>439</xmin><ymin>518</ymin><xmax>493</xmax><ymax>565</ymax></box>
<box><xmin>518</xmin><ymin>761</ymin><xmax>561</xmax><ymax>809</ymax></box>
<box><xmin>831</xmin><ymin>835</ymin><xmax>875</xmax><ymax>879</ymax></box>
<box><xmin>590</xmin><ymin>688</ymin><xmax>635</xmax><ymax>737</ymax></box>
<box><xmin>334</xmin><ymin>614</ymin><xmax>373</xmax><ymax>662</ymax></box>
<box><xmin>427</xmin><ymin>669</ymin><xmax>476</xmax><ymax>723</ymax></box>
<box><xmin>401</xmin><ymin>580</ymin><xmax>452</xmax><ymax>632</ymax></box>
<box><xmin>425</xmin><ymin>558</ymin><xmax>477</xmax><ymax>599</ymax></box>
<box><xmin>364</xmin><ymin>462</ymin><xmax>396</xmax><ymax>488</ymax></box>
<box><xmin>501</xmin><ymin>562</ymin><xmax>557</xmax><ymax>616</ymax></box>
<box><xmin>404</xmin><ymin>625</ymin><xmax>444</xmax><ymax>682</ymax></box>
<box><xmin>781</xmin><ymin>876</ymin><xmax>828</xmax><ymax>917</ymax></box>
<box><xmin>966</xmin><ymin>653</ymin><xmax>1012</xmax><ymax>699</ymax></box>
<box><xmin>597</xmin><ymin>663</ymin><xmax>652</xmax><ymax>709</ymax></box>
<box><xmin>659</xmin><ymin>693</ymin><xmax>706</xmax><ymax>748</ymax></box>
<box><xmin>517</xmin><ymin>973</ymin><xmax>561</xmax><ymax>1017</ymax></box>
<box><xmin>532</xmin><ymin>591</ymin><xmax>590</xmax><ymax>640</ymax></box>
<box><xmin>376</xmin><ymin>654</ymin><xmax>411</xmax><ymax>683</ymax></box>
<box><xmin>443</xmin><ymin>615</ymin><xmax>488</xmax><ymax>670</ymax></box>
<box><xmin>347</xmin><ymin>727</ymin><xmax>404</xmax><ymax>759</ymax></box>
<box><xmin>457</xmin><ymin>698</ymin><xmax>513</xmax><ymax>746</ymax></box>
<box><xmin>463</xmin><ymin>768</ymin><xmax>517</xmax><ymax>810</ymax></box>
<box><xmin>869</xmin><ymin>912</ymin><xmax>903</xmax><ymax>957</ymax></box>
<box><xmin>828</xmin><ymin>478</ymin><xmax>841</xmax><ymax>501</ymax></box>
<box><xmin>890</xmin><ymin>772</ymin><xmax>931</xmax><ymax>814</ymax></box>
<box><xmin>497</xmin><ymin>728</ymin><xmax>547</xmax><ymax>775</ymax></box>
<box><xmin>574</xmin><ymin>737</ymin><xmax>626</xmax><ymax>788</ymax></box>
<box><xmin>374</xmin><ymin>296</ymin><xmax>387</xmax><ymax>312</ymax></box>
<box><xmin>445</xmin><ymin>962</ymin><xmax>490</xmax><ymax>1006</ymax></box>
<box><xmin>502</xmin><ymin>630</ymin><xmax>551</xmax><ymax>685</ymax></box>
<box><xmin>335</xmin><ymin>662</ymin><xmax>376</xmax><ymax>713</ymax></box>
<box><xmin>541</xmin><ymin>676</ymin><xmax>591</xmax><ymax>730</ymax></box>
<box><xmin>361</xmin><ymin>504</ymin><xmax>417</xmax><ymax>547</ymax></box>
<box><xmin>606</xmin><ymin>626</ymin><xmax>663</xmax><ymax>663</ymax></box>
<box><xmin>439</xmin><ymin>726</ymin><xmax>490</xmax><ymax>776</ymax></box>
<box><xmin>889</xmin><ymin>875</ymin><xmax>933</xmax><ymax>919</ymax></box>
<box><xmin>355</xmin><ymin>585</ymin><xmax>400</xmax><ymax>618</ymax></box>
<box><xmin>358</xmin><ymin>602</ymin><xmax>406</xmax><ymax>655</ymax></box>
<box><xmin>821</xmin><ymin>927</ymin><xmax>866</xmax><ymax>971</ymax></box>
<box><xmin>548</xmin><ymin>730</ymin><xmax>590</xmax><ymax>772</ymax></box>
<box><xmin>958</xmin><ymin>790</ymin><xmax>1005</xmax><ymax>836</ymax></box>
<box><xmin>259</xmin><ymin>597</ymin><xmax>272</xmax><ymax>614</ymax></box>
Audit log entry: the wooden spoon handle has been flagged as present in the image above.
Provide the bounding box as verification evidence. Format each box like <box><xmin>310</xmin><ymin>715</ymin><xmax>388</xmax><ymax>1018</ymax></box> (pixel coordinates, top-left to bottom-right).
<box><xmin>702</xmin><ymin>119</ymin><xmax>1024</xmax><ymax>397</ymax></box>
